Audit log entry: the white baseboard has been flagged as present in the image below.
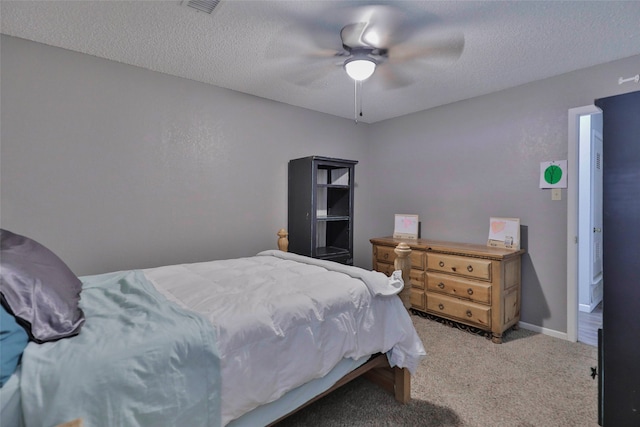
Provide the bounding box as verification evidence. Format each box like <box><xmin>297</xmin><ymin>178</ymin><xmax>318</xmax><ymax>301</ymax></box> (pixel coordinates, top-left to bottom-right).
<box><xmin>579</xmin><ymin>295</ymin><xmax>603</xmax><ymax>313</ymax></box>
<box><xmin>518</xmin><ymin>321</ymin><xmax>569</xmax><ymax>341</ymax></box>
<box><xmin>579</xmin><ymin>303</ymin><xmax>592</xmax><ymax>313</ymax></box>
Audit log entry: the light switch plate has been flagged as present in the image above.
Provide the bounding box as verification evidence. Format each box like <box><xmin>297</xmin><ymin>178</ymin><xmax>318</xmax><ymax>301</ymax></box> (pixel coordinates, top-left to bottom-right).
<box><xmin>552</xmin><ymin>188</ymin><xmax>562</xmax><ymax>200</ymax></box>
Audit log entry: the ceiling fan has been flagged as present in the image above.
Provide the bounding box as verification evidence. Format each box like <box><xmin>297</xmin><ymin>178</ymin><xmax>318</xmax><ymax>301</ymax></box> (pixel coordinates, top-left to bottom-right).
<box><xmin>268</xmin><ymin>3</ymin><xmax>465</xmax><ymax>120</ymax></box>
<box><xmin>274</xmin><ymin>4</ymin><xmax>464</xmax><ymax>86</ymax></box>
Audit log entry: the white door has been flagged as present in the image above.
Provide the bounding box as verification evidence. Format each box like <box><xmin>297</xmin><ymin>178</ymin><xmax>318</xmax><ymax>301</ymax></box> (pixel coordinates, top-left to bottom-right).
<box><xmin>567</xmin><ymin>104</ymin><xmax>602</xmax><ymax>342</ymax></box>
<box><xmin>578</xmin><ymin>113</ymin><xmax>603</xmax><ymax>313</ymax></box>
<box><xmin>590</xmin><ymin>129</ymin><xmax>603</xmax><ymax>304</ymax></box>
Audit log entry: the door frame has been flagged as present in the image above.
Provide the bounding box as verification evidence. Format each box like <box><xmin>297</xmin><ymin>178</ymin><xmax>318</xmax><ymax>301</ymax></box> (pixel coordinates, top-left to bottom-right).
<box><xmin>567</xmin><ymin>104</ymin><xmax>602</xmax><ymax>342</ymax></box>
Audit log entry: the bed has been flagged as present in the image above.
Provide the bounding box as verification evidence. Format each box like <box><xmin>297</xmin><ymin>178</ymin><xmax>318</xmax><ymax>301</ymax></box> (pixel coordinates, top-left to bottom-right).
<box><xmin>0</xmin><ymin>228</ymin><xmax>425</xmax><ymax>427</ymax></box>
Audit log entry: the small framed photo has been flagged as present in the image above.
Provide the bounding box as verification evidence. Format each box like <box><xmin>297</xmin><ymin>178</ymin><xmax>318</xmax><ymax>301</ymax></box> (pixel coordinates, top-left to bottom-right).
<box><xmin>487</xmin><ymin>217</ymin><xmax>520</xmax><ymax>249</ymax></box>
<box><xmin>394</xmin><ymin>214</ymin><xmax>419</xmax><ymax>239</ymax></box>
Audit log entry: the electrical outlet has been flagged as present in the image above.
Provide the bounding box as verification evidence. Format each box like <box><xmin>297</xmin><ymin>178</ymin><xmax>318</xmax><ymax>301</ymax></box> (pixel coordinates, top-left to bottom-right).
<box><xmin>552</xmin><ymin>188</ymin><xmax>562</xmax><ymax>200</ymax></box>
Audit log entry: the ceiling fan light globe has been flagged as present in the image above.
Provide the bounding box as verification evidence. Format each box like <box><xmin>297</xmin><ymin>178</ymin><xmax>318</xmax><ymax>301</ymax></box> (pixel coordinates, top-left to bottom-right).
<box><xmin>344</xmin><ymin>59</ymin><xmax>376</xmax><ymax>81</ymax></box>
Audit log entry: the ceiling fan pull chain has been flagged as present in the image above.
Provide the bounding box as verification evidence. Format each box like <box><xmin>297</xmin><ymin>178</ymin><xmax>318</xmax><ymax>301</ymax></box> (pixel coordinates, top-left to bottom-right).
<box><xmin>354</xmin><ymin>79</ymin><xmax>358</xmax><ymax>123</ymax></box>
<box><xmin>358</xmin><ymin>80</ymin><xmax>363</xmax><ymax>119</ymax></box>
<box><xmin>353</xmin><ymin>80</ymin><xmax>365</xmax><ymax>124</ymax></box>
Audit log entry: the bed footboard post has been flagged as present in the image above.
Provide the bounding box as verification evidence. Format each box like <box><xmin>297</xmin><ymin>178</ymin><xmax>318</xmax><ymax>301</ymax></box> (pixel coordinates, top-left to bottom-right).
<box><xmin>277</xmin><ymin>228</ymin><xmax>289</xmax><ymax>252</ymax></box>
<box><xmin>394</xmin><ymin>242</ymin><xmax>412</xmax><ymax>310</ymax></box>
<box><xmin>394</xmin><ymin>367</ymin><xmax>411</xmax><ymax>404</ymax></box>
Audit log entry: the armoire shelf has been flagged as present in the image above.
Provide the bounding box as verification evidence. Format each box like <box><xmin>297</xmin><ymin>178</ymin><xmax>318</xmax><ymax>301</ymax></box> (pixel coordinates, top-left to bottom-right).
<box><xmin>288</xmin><ymin>156</ymin><xmax>358</xmax><ymax>265</ymax></box>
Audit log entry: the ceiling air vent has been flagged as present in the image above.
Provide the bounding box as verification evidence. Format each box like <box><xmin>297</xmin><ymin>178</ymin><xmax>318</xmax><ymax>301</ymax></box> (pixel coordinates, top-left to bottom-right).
<box><xmin>183</xmin><ymin>0</ymin><xmax>220</xmax><ymax>14</ymax></box>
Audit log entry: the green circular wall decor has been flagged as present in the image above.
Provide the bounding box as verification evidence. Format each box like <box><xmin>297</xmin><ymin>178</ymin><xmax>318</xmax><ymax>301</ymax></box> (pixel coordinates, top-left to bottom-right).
<box><xmin>544</xmin><ymin>164</ymin><xmax>563</xmax><ymax>185</ymax></box>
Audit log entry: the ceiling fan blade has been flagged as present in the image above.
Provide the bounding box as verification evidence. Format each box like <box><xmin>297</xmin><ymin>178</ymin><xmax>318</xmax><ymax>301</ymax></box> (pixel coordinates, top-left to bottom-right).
<box><xmin>279</xmin><ymin>57</ymin><xmax>342</xmax><ymax>88</ymax></box>
<box><xmin>265</xmin><ymin>22</ymin><xmax>343</xmax><ymax>61</ymax></box>
<box><xmin>388</xmin><ymin>30</ymin><xmax>465</xmax><ymax>66</ymax></box>
<box><xmin>372</xmin><ymin>62</ymin><xmax>416</xmax><ymax>90</ymax></box>
<box><xmin>340</xmin><ymin>22</ymin><xmax>367</xmax><ymax>48</ymax></box>
<box><xmin>337</xmin><ymin>4</ymin><xmax>412</xmax><ymax>49</ymax></box>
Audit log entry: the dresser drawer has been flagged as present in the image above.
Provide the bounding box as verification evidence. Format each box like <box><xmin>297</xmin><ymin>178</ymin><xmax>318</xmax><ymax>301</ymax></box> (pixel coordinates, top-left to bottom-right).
<box><xmin>427</xmin><ymin>253</ymin><xmax>492</xmax><ymax>281</ymax></box>
<box><xmin>427</xmin><ymin>272</ymin><xmax>491</xmax><ymax>304</ymax></box>
<box><xmin>374</xmin><ymin>245</ymin><xmax>426</xmax><ymax>270</ymax></box>
<box><xmin>427</xmin><ymin>293</ymin><xmax>491</xmax><ymax>328</ymax></box>
<box><xmin>373</xmin><ymin>262</ymin><xmax>425</xmax><ymax>289</ymax></box>
<box><xmin>373</xmin><ymin>261</ymin><xmax>396</xmax><ymax>276</ymax></box>
<box><xmin>410</xmin><ymin>289</ymin><xmax>426</xmax><ymax>310</ymax></box>
<box><xmin>409</xmin><ymin>270</ymin><xmax>425</xmax><ymax>289</ymax></box>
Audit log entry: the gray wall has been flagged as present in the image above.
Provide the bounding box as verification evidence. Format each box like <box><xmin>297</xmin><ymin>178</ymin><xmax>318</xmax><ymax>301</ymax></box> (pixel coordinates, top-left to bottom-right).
<box><xmin>362</xmin><ymin>55</ymin><xmax>640</xmax><ymax>333</ymax></box>
<box><xmin>2</xmin><ymin>34</ymin><xmax>640</xmax><ymax>334</ymax></box>
<box><xmin>0</xmin><ymin>35</ymin><xmax>368</xmax><ymax>275</ymax></box>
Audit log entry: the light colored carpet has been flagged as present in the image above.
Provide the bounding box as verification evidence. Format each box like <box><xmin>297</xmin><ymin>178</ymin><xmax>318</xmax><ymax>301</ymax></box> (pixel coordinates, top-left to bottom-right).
<box><xmin>277</xmin><ymin>315</ymin><xmax>599</xmax><ymax>426</ymax></box>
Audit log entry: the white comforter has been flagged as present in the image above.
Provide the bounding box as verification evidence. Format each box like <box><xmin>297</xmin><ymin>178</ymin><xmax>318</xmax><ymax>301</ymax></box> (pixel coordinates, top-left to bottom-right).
<box><xmin>144</xmin><ymin>251</ymin><xmax>426</xmax><ymax>425</ymax></box>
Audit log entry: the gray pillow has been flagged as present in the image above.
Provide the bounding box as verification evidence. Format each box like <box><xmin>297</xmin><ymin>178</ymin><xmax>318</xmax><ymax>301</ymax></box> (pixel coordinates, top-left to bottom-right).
<box><xmin>0</xmin><ymin>229</ymin><xmax>85</xmax><ymax>343</ymax></box>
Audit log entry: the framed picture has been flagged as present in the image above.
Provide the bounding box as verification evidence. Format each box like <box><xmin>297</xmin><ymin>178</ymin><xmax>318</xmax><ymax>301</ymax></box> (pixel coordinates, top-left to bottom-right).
<box><xmin>487</xmin><ymin>217</ymin><xmax>520</xmax><ymax>249</ymax></box>
<box><xmin>539</xmin><ymin>160</ymin><xmax>567</xmax><ymax>188</ymax></box>
<box><xmin>393</xmin><ymin>214</ymin><xmax>419</xmax><ymax>239</ymax></box>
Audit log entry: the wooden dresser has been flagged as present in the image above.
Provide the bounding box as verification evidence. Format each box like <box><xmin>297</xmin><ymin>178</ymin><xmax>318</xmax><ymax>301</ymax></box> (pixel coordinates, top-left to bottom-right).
<box><xmin>371</xmin><ymin>237</ymin><xmax>525</xmax><ymax>343</ymax></box>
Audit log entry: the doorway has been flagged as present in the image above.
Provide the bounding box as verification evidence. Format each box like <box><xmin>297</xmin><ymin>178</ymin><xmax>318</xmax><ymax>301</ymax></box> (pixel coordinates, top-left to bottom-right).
<box><xmin>567</xmin><ymin>105</ymin><xmax>603</xmax><ymax>345</ymax></box>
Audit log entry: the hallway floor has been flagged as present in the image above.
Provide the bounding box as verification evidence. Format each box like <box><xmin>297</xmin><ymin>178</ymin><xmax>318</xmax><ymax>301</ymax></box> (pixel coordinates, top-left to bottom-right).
<box><xmin>578</xmin><ymin>301</ymin><xmax>602</xmax><ymax>347</ymax></box>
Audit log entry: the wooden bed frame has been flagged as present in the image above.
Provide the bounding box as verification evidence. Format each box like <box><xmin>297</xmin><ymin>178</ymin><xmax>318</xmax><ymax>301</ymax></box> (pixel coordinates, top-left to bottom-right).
<box><xmin>56</xmin><ymin>230</ymin><xmax>413</xmax><ymax>427</ymax></box>
<box><xmin>268</xmin><ymin>229</ymin><xmax>413</xmax><ymax>425</ymax></box>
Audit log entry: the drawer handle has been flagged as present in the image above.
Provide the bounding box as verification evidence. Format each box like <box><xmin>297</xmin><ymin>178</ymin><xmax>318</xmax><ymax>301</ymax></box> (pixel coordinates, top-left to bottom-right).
<box><xmin>438</xmin><ymin>303</ymin><xmax>445</xmax><ymax>310</ymax></box>
<box><xmin>467</xmin><ymin>265</ymin><xmax>474</xmax><ymax>272</ymax></box>
<box><xmin>466</xmin><ymin>310</ymin><xmax>473</xmax><ymax>318</ymax></box>
<box><xmin>439</xmin><ymin>261</ymin><xmax>445</xmax><ymax>267</ymax></box>
<box><xmin>438</xmin><ymin>282</ymin><xmax>445</xmax><ymax>289</ymax></box>
<box><xmin>383</xmin><ymin>253</ymin><xmax>389</xmax><ymax>260</ymax></box>
<box><xmin>467</xmin><ymin>288</ymin><xmax>474</xmax><ymax>295</ymax></box>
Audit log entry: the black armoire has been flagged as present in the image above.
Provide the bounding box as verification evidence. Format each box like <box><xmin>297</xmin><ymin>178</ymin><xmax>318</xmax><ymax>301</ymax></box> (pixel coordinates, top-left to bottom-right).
<box><xmin>595</xmin><ymin>90</ymin><xmax>640</xmax><ymax>427</ymax></box>
<box><xmin>288</xmin><ymin>156</ymin><xmax>358</xmax><ymax>265</ymax></box>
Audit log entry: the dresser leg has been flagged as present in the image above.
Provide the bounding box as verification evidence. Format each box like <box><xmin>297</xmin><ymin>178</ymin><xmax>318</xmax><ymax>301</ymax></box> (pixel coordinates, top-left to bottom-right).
<box><xmin>491</xmin><ymin>334</ymin><xmax>503</xmax><ymax>344</ymax></box>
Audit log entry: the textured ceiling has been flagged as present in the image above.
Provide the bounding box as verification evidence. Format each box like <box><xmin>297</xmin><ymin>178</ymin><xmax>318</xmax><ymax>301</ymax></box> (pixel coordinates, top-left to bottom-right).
<box><xmin>2</xmin><ymin>0</ymin><xmax>640</xmax><ymax>123</ymax></box>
